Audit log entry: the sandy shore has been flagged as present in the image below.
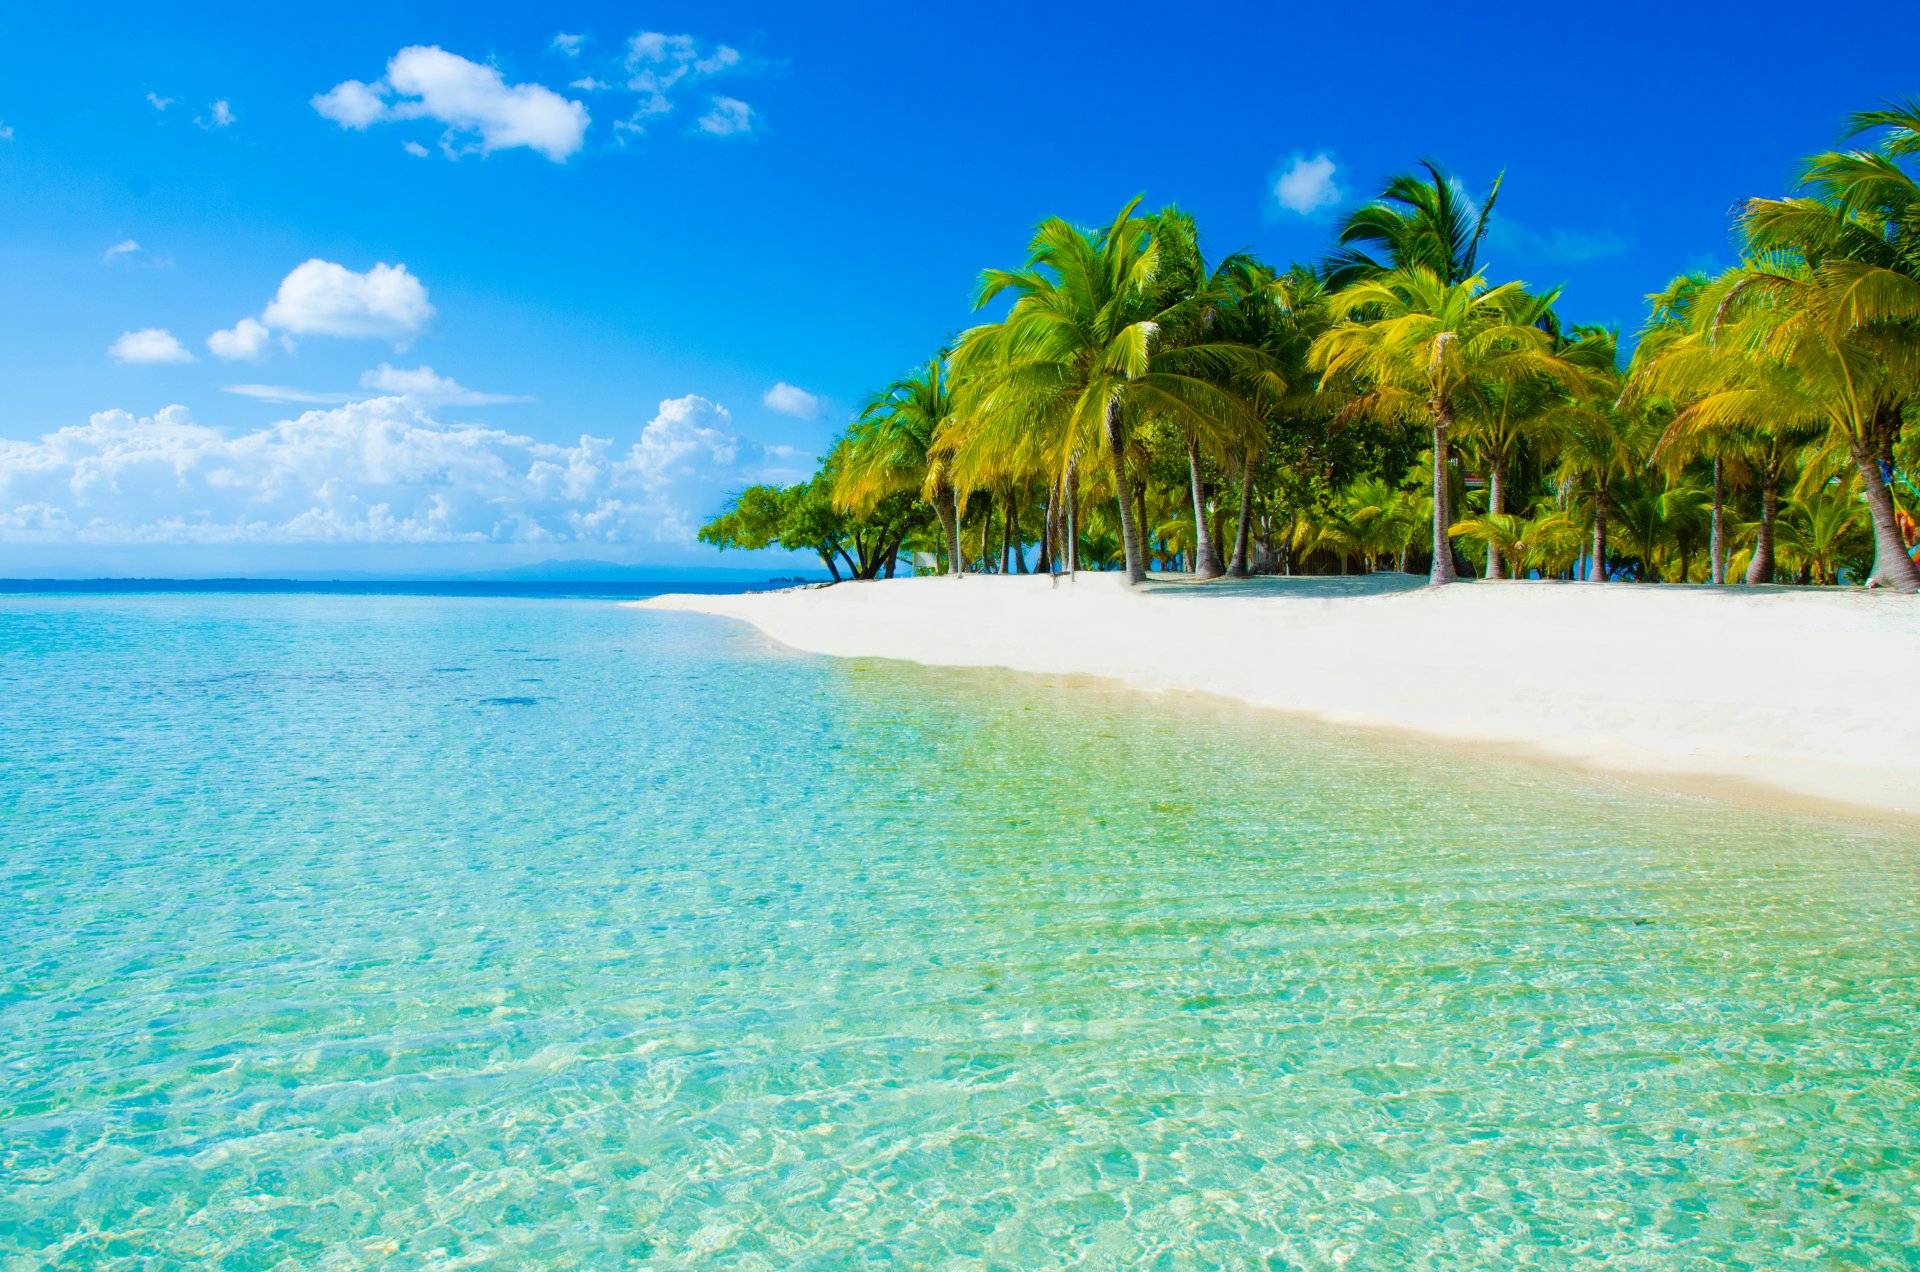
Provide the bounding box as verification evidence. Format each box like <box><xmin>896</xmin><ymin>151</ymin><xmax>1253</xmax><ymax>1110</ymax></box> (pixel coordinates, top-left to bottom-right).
<box><xmin>636</xmin><ymin>573</ymin><xmax>1920</xmax><ymax>820</ymax></box>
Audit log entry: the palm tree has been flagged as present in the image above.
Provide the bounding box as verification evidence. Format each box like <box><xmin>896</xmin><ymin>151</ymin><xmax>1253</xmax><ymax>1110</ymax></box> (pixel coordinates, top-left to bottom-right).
<box><xmin>1729</xmin><ymin>105</ymin><xmax>1920</xmax><ymax>590</ymax></box>
<box><xmin>955</xmin><ymin>198</ymin><xmax>1266</xmax><ymax>585</ymax></box>
<box><xmin>1777</xmin><ymin>482</ymin><xmax>1872</xmax><ymax>584</ymax></box>
<box><xmin>1311</xmin><ymin>268</ymin><xmax>1589</xmax><ymax>583</ymax></box>
<box><xmin>838</xmin><ymin>356</ymin><xmax>966</xmax><ymax>576</ymax></box>
<box><xmin>1325</xmin><ymin>160</ymin><xmax>1503</xmax><ymax>289</ymax></box>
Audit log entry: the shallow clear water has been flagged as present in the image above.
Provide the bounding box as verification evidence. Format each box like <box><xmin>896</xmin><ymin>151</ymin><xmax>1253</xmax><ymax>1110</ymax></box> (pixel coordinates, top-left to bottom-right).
<box><xmin>3</xmin><ymin>593</ymin><xmax>1918</xmax><ymax>1269</ymax></box>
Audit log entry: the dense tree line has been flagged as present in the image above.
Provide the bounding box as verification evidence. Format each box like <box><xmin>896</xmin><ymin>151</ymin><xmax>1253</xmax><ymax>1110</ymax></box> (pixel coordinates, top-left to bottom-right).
<box><xmin>704</xmin><ymin>101</ymin><xmax>1920</xmax><ymax>592</ymax></box>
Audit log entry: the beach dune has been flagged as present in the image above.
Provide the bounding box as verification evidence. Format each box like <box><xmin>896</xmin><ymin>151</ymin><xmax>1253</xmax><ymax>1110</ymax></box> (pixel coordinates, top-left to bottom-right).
<box><xmin>638</xmin><ymin>573</ymin><xmax>1920</xmax><ymax>818</ymax></box>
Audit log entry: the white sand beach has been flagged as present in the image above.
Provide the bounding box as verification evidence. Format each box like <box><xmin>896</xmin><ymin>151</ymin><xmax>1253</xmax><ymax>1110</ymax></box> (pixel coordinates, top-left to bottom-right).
<box><xmin>638</xmin><ymin>574</ymin><xmax>1920</xmax><ymax>819</ymax></box>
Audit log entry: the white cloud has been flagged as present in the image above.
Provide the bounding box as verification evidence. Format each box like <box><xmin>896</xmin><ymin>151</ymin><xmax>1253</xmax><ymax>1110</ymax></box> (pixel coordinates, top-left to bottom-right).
<box><xmin>207</xmin><ymin>316</ymin><xmax>273</xmax><ymax>361</ymax></box>
<box><xmin>103</xmin><ymin>240</ymin><xmax>141</xmax><ymax>264</ymax></box>
<box><xmin>223</xmin><ymin>384</ymin><xmax>357</xmax><ymax>405</ymax></box>
<box><xmin>1274</xmin><ymin>152</ymin><xmax>1340</xmax><ymax>216</ymax></box>
<box><xmin>695</xmin><ymin>96</ymin><xmax>752</xmax><ymax>137</ymax></box>
<box><xmin>0</xmin><ymin>122</ymin><xmax>13</xmax><ymax>142</ymax></box>
<box><xmin>762</xmin><ymin>382</ymin><xmax>819</xmax><ymax>419</ymax></box>
<box><xmin>108</xmin><ymin>329</ymin><xmax>195</xmax><ymax>364</ymax></box>
<box><xmin>0</xmin><ymin>397</ymin><xmax>743</xmax><ymax>547</ymax></box>
<box><xmin>402</xmin><ymin>139</ymin><xmax>430</xmax><ymax>158</ymax></box>
<box><xmin>312</xmin><ymin>79</ymin><xmax>388</xmax><ymax>129</ymax></box>
<box><xmin>551</xmin><ymin>32</ymin><xmax>586</xmax><ymax>56</ymax></box>
<box><xmin>197</xmin><ymin>100</ymin><xmax>235</xmax><ymax>130</ymax></box>
<box><xmin>261</xmin><ymin>259</ymin><xmax>434</xmax><ymax>343</ymax></box>
<box><xmin>147</xmin><ymin>92</ymin><xmax>173</xmax><ymax>111</ymax></box>
<box><xmin>359</xmin><ymin>363</ymin><xmax>531</xmax><ymax>405</ymax></box>
<box><xmin>625</xmin><ymin>31</ymin><xmax>741</xmax><ymax>117</ymax></box>
<box><xmin>313</xmin><ymin>46</ymin><xmax>589</xmax><ymax>162</ymax></box>
<box><xmin>571</xmin><ymin>77</ymin><xmax>611</xmax><ymax>92</ymax></box>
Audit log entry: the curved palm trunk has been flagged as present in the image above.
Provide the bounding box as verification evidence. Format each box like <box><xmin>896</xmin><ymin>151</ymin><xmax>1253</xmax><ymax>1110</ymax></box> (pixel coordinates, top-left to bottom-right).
<box><xmin>1710</xmin><ymin>458</ymin><xmax>1726</xmax><ymax>586</ymax></box>
<box><xmin>1227</xmin><ymin>459</ymin><xmax>1254</xmax><ymax>578</ymax></box>
<box><xmin>1427</xmin><ymin>404</ymin><xmax>1458</xmax><ymax>585</ymax></box>
<box><xmin>1746</xmin><ymin>473</ymin><xmax>1777</xmax><ymax>586</ymax></box>
<box><xmin>1107</xmin><ymin>402</ymin><xmax>1147</xmax><ymax>586</ymax></box>
<box><xmin>1850</xmin><ymin>433</ymin><xmax>1920</xmax><ymax>591</ymax></box>
<box><xmin>1589</xmin><ymin>489</ymin><xmax>1609</xmax><ymax>582</ymax></box>
<box><xmin>1485</xmin><ymin>459</ymin><xmax>1506</xmax><ymax>580</ymax></box>
<box><xmin>1186</xmin><ymin>439</ymin><xmax>1222</xmax><ymax>579</ymax></box>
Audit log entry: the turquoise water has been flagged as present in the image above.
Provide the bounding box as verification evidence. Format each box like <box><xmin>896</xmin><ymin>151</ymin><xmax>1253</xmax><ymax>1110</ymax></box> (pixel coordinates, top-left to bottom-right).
<box><xmin>4</xmin><ymin>593</ymin><xmax>1919</xmax><ymax>1269</ymax></box>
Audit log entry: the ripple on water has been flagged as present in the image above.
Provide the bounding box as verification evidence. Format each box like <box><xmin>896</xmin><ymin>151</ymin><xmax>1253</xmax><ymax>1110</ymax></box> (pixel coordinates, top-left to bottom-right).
<box><xmin>1</xmin><ymin>592</ymin><xmax>1917</xmax><ymax>1268</ymax></box>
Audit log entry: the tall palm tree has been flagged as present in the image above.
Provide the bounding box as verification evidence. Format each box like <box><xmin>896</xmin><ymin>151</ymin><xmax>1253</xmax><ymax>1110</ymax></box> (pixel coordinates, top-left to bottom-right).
<box><xmin>1311</xmin><ymin>268</ymin><xmax>1589</xmax><ymax>583</ymax></box>
<box><xmin>1324</xmin><ymin>160</ymin><xmax>1503</xmax><ymax>289</ymax></box>
<box><xmin>955</xmin><ymin>198</ymin><xmax>1265</xmax><ymax>585</ymax></box>
<box><xmin>837</xmin><ymin>356</ymin><xmax>965</xmax><ymax>576</ymax></box>
<box><xmin>1730</xmin><ymin>104</ymin><xmax>1920</xmax><ymax>590</ymax></box>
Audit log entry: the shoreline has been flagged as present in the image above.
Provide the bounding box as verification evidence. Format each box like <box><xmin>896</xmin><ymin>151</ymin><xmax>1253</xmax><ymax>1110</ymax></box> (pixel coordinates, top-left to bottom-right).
<box><xmin>634</xmin><ymin>573</ymin><xmax>1920</xmax><ymax>823</ymax></box>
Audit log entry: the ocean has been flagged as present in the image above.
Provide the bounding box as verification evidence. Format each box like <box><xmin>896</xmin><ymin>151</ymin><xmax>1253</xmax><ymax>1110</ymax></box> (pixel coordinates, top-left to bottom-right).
<box><xmin>3</xmin><ymin>586</ymin><xmax>1918</xmax><ymax>1267</ymax></box>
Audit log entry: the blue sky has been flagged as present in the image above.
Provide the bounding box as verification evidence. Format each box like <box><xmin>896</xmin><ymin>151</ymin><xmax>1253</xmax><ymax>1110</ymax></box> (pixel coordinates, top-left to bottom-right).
<box><xmin>3</xmin><ymin>1</ymin><xmax>1917</xmax><ymax>576</ymax></box>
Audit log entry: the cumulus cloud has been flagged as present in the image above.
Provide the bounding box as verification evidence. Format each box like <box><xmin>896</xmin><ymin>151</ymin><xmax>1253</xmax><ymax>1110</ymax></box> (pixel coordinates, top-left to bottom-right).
<box><xmin>261</xmin><ymin>259</ymin><xmax>434</xmax><ymax>343</ymax></box>
<box><xmin>551</xmin><ymin>32</ymin><xmax>586</xmax><ymax>56</ymax></box>
<box><xmin>762</xmin><ymin>382</ymin><xmax>819</xmax><ymax>419</ymax></box>
<box><xmin>197</xmin><ymin>100</ymin><xmax>236</xmax><ymax>130</ymax></box>
<box><xmin>1273</xmin><ymin>152</ymin><xmax>1340</xmax><ymax>215</ymax></box>
<box><xmin>0</xmin><ymin>396</ymin><xmax>742</xmax><ymax>547</ymax></box>
<box><xmin>147</xmin><ymin>92</ymin><xmax>173</xmax><ymax>112</ymax></box>
<box><xmin>108</xmin><ymin>329</ymin><xmax>194</xmax><ymax>364</ymax></box>
<box><xmin>313</xmin><ymin>46</ymin><xmax>589</xmax><ymax>162</ymax></box>
<box><xmin>103</xmin><ymin>240</ymin><xmax>141</xmax><ymax>264</ymax></box>
<box><xmin>696</xmin><ymin>97</ymin><xmax>752</xmax><ymax>137</ymax></box>
<box><xmin>206</xmin><ymin>317</ymin><xmax>272</xmax><ymax>361</ymax></box>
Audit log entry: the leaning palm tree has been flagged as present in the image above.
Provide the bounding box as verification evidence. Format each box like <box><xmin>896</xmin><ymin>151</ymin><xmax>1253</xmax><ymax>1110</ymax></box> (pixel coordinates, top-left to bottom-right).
<box><xmin>1311</xmin><ymin>267</ymin><xmax>1590</xmax><ymax>583</ymax></box>
<box><xmin>1729</xmin><ymin>104</ymin><xmax>1920</xmax><ymax>589</ymax></box>
<box><xmin>954</xmin><ymin>198</ymin><xmax>1267</xmax><ymax>585</ymax></box>
<box><xmin>837</xmin><ymin>356</ymin><xmax>964</xmax><ymax>575</ymax></box>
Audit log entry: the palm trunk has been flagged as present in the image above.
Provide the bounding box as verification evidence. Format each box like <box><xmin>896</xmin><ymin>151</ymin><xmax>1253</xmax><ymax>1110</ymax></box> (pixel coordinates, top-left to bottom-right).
<box><xmin>1850</xmin><ymin>432</ymin><xmax>1920</xmax><ymax>591</ymax></box>
<box><xmin>1187</xmin><ymin>439</ymin><xmax>1222</xmax><ymax>579</ymax></box>
<box><xmin>1746</xmin><ymin>473</ymin><xmax>1777</xmax><ymax>586</ymax></box>
<box><xmin>818</xmin><ymin>548</ymin><xmax>842</xmax><ymax>582</ymax></box>
<box><xmin>1038</xmin><ymin>481</ymin><xmax>1056</xmax><ymax>575</ymax></box>
<box><xmin>943</xmin><ymin>485</ymin><xmax>964</xmax><ymax>577</ymax></box>
<box><xmin>1485</xmin><ymin>459</ymin><xmax>1506</xmax><ymax>579</ymax></box>
<box><xmin>1137</xmin><ymin>482</ymin><xmax>1152</xmax><ymax>574</ymax></box>
<box><xmin>1589</xmin><ymin>489</ymin><xmax>1609</xmax><ymax>582</ymax></box>
<box><xmin>1428</xmin><ymin>405</ymin><xmax>1458</xmax><ymax>584</ymax></box>
<box><xmin>1282</xmin><ymin>513</ymin><xmax>1298</xmax><ymax>575</ymax></box>
<box><xmin>1009</xmin><ymin>488</ymin><xmax>1025</xmax><ymax>574</ymax></box>
<box><xmin>1065</xmin><ymin>458</ymin><xmax>1079</xmax><ymax>577</ymax></box>
<box><xmin>1107</xmin><ymin>402</ymin><xmax>1147</xmax><ymax>585</ymax></box>
<box><xmin>1710</xmin><ymin>457</ymin><xmax>1726</xmax><ymax>586</ymax></box>
<box><xmin>1227</xmin><ymin>458</ymin><xmax>1254</xmax><ymax>578</ymax></box>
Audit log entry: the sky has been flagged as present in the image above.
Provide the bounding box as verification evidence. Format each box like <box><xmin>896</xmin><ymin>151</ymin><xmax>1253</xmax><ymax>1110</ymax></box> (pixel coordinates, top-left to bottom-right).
<box><xmin>3</xmin><ymin>0</ymin><xmax>1918</xmax><ymax>576</ymax></box>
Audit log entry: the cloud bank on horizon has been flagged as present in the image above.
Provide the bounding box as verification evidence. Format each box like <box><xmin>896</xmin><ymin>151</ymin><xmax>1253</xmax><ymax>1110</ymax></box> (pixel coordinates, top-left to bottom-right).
<box><xmin>0</xmin><ymin>395</ymin><xmax>804</xmax><ymax>550</ymax></box>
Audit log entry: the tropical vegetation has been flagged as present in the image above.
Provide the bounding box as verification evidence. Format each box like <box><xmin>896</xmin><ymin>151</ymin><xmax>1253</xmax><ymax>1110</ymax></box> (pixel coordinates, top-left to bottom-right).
<box><xmin>705</xmin><ymin>100</ymin><xmax>1920</xmax><ymax>592</ymax></box>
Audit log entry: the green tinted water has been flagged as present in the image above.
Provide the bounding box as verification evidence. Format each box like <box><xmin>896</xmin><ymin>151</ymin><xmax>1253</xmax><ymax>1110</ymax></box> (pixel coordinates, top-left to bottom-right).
<box><xmin>3</xmin><ymin>594</ymin><xmax>1917</xmax><ymax>1268</ymax></box>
